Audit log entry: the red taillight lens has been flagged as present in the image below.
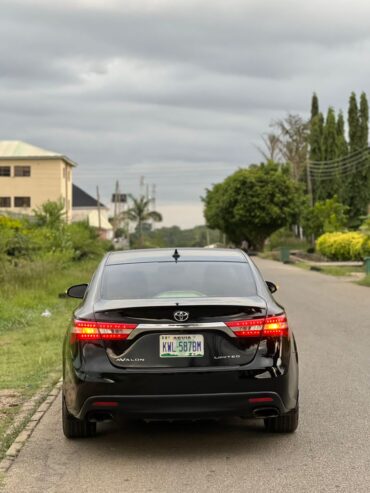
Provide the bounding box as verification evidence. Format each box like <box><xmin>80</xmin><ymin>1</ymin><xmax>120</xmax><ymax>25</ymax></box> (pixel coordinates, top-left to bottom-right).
<box><xmin>225</xmin><ymin>315</ymin><xmax>288</xmax><ymax>338</ymax></box>
<box><xmin>225</xmin><ymin>318</ymin><xmax>264</xmax><ymax>337</ymax></box>
<box><xmin>71</xmin><ymin>320</ymin><xmax>137</xmax><ymax>342</ymax></box>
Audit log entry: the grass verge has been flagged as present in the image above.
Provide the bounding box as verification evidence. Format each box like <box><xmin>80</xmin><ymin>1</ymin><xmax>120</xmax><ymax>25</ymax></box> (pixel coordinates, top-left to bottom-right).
<box><xmin>357</xmin><ymin>274</ymin><xmax>370</xmax><ymax>287</ymax></box>
<box><xmin>0</xmin><ymin>257</ymin><xmax>99</xmax><ymax>459</ymax></box>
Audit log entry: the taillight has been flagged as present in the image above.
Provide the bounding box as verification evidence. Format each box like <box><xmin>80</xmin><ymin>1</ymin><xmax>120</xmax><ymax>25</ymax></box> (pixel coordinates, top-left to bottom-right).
<box><xmin>225</xmin><ymin>315</ymin><xmax>288</xmax><ymax>338</ymax></box>
<box><xmin>71</xmin><ymin>320</ymin><xmax>137</xmax><ymax>342</ymax></box>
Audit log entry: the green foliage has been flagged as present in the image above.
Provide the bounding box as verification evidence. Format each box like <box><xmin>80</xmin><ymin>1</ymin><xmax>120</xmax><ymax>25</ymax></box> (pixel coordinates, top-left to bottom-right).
<box><xmin>311</xmin><ymin>93</ymin><xmax>319</xmax><ymax>120</ymax></box>
<box><xmin>121</xmin><ymin>195</ymin><xmax>162</xmax><ymax>246</ymax></box>
<box><xmin>266</xmin><ymin>227</ymin><xmax>309</xmax><ymax>251</ymax></box>
<box><xmin>33</xmin><ymin>199</ymin><xmax>66</xmax><ymax>228</ymax></box>
<box><xmin>308</xmin><ymin>91</ymin><xmax>369</xmax><ymax>226</ymax></box>
<box><xmin>309</xmin><ymin>113</ymin><xmax>324</xmax><ymax>171</ymax></box>
<box><xmin>130</xmin><ymin>225</ymin><xmax>222</xmax><ymax>249</ymax></box>
<box><xmin>302</xmin><ymin>197</ymin><xmax>349</xmax><ymax>238</ymax></box>
<box><xmin>316</xmin><ymin>232</ymin><xmax>370</xmax><ymax>260</ymax></box>
<box><xmin>0</xmin><ymin>201</ymin><xmax>110</xmax><ymax>263</ymax></box>
<box><xmin>315</xmin><ymin>108</ymin><xmax>340</xmax><ymax>201</ymax></box>
<box><xmin>346</xmin><ymin>92</ymin><xmax>369</xmax><ymax>225</ymax></box>
<box><xmin>65</xmin><ymin>221</ymin><xmax>111</xmax><ymax>260</ymax></box>
<box><xmin>203</xmin><ymin>162</ymin><xmax>305</xmax><ymax>250</ymax></box>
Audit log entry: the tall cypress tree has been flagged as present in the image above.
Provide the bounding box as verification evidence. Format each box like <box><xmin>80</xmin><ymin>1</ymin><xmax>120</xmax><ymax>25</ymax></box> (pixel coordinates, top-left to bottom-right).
<box><xmin>336</xmin><ymin>111</ymin><xmax>348</xmax><ymax>158</ymax></box>
<box><xmin>348</xmin><ymin>92</ymin><xmax>360</xmax><ymax>151</ymax></box>
<box><xmin>316</xmin><ymin>107</ymin><xmax>338</xmax><ymax>200</ymax></box>
<box><xmin>359</xmin><ymin>92</ymin><xmax>370</xmax><ymax>219</ymax></box>
<box><xmin>346</xmin><ymin>92</ymin><xmax>369</xmax><ymax>225</ymax></box>
<box><xmin>311</xmin><ymin>93</ymin><xmax>319</xmax><ymax>120</ymax></box>
<box><xmin>310</xmin><ymin>112</ymin><xmax>324</xmax><ymax>202</ymax></box>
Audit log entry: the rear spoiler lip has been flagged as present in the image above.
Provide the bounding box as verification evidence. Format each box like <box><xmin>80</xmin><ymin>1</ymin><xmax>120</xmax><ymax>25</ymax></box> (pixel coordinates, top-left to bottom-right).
<box><xmin>93</xmin><ymin>296</ymin><xmax>267</xmax><ymax>313</ymax></box>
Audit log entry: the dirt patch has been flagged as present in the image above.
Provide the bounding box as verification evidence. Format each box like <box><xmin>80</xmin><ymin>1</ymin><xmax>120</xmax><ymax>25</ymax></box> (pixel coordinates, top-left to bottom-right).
<box><xmin>0</xmin><ymin>391</ymin><xmax>21</xmax><ymax>419</ymax></box>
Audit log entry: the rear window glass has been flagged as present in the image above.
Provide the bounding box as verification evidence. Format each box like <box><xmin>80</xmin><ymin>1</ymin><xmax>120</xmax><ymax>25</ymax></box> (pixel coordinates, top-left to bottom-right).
<box><xmin>101</xmin><ymin>261</ymin><xmax>256</xmax><ymax>300</ymax></box>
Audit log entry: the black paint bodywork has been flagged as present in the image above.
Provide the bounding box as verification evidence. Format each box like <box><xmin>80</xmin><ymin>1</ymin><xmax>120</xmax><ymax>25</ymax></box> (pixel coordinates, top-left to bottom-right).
<box><xmin>63</xmin><ymin>249</ymin><xmax>299</xmax><ymax>420</ymax></box>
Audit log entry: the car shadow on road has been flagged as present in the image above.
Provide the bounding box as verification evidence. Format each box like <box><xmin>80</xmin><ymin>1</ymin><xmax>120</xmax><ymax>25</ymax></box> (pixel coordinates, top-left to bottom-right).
<box><xmin>82</xmin><ymin>417</ymin><xmax>296</xmax><ymax>459</ymax></box>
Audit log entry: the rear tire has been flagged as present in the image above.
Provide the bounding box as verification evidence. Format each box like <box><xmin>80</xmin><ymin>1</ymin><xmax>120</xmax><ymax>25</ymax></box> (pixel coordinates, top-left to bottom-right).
<box><xmin>62</xmin><ymin>396</ymin><xmax>96</xmax><ymax>439</ymax></box>
<box><xmin>264</xmin><ymin>403</ymin><xmax>299</xmax><ymax>433</ymax></box>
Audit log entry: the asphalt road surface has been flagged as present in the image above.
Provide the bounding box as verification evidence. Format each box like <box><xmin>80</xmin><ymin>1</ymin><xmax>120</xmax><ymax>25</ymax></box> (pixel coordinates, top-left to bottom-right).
<box><xmin>2</xmin><ymin>258</ymin><xmax>369</xmax><ymax>493</ymax></box>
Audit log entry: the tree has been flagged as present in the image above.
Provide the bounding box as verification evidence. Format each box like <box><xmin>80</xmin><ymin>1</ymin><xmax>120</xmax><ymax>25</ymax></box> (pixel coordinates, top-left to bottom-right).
<box><xmin>348</xmin><ymin>92</ymin><xmax>360</xmax><ymax>151</ymax></box>
<box><xmin>272</xmin><ymin>114</ymin><xmax>310</xmax><ymax>182</ymax></box>
<box><xmin>346</xmin><ymin>92</ymin><xmax>369</xmax><ymax>226</ymax></box>
<box><xmin>336</xmin><ymin>111</ymin><xmax>348</xmax><ymax>158</ymax></box>
<box><xmin>121</xmin><ymin>195</ymin><xmax>162</xmax><ymax>245</ymax></box>
<box><xmin>203</xmin><ymin>162</ymin><xmax>304</xmax><ymax>250</ymax></box>
<box><xmin>315</xmin><ymin>107</ymin><xmax>339</xmax><ymax>201</ymax></box>
<box><xmin>256</xmin><ymin>133</ymin><xmax>282</xmax><ymax>162</ymax></box>
<box><xmin>33</xmin><ymin>199</ymin><xmax>66</xmax><ymax>229</ymax></box>
<box><xmin>311</xmin><ymin>93</ymin><xmax>319</xmax><ymax>120</ymax></box>
<box><xmin>301</xmin><ymin>196</ymin><xmax>349</xmax><ymax>239</ymax></box>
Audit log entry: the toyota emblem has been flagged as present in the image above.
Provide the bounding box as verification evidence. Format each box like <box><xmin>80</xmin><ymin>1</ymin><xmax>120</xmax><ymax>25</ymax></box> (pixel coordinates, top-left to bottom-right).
<box><xmin>173</xmin><ymin>310</ymin><xmax>190</xmax><ymax>322</ymax></box>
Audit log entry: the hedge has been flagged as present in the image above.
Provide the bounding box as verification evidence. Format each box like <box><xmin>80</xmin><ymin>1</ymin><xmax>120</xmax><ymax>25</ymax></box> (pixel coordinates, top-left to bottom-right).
<box><xmin>316</xmin><ymin>232</ymin><xmax>370</xmax><ymax>261</ymax></box>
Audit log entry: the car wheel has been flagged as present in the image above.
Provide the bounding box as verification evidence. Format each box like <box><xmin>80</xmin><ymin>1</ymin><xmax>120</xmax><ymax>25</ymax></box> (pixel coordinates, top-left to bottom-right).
<box><xmin>62</xmin><ymin>395</ymin><xmax>96</xmax><ymax>439</ymax></box>
<box><xmin>264</xmin><ymin>403</ymin><xmax>299</xmax><ymax>433</ymax></box>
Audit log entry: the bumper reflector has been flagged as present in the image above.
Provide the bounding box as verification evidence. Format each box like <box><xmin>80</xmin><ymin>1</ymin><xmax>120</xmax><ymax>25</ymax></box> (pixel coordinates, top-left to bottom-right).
<box><xmin>92</xmin><ymin>401</ymin><xmax>119</xmax><ymax>407</ymax></box>
<box><xmin>248</xmin><ymin>397</ymin><xmax>274</xmax><ymax>403</ymax></box>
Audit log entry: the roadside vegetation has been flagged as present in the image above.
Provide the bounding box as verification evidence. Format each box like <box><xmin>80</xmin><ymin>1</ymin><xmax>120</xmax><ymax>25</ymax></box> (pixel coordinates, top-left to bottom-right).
<box><xmin>0</xmin><ymin>202</ymin><xmax>110</xmax><ymax>458</ymax></box>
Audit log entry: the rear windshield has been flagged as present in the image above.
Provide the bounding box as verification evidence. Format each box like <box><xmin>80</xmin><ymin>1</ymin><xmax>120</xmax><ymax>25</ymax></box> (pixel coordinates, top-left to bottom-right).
<box><xmin>100</xmin><ymin>261</ymin><xmax>257</xmax><ymax>300</ymax></box>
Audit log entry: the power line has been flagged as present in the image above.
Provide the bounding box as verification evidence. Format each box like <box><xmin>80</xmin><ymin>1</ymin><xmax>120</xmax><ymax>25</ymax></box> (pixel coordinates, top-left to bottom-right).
<box><xmin>308</xmin><ymin>146</ymin><xmax>369</xmax><ymax>165</ymax></box>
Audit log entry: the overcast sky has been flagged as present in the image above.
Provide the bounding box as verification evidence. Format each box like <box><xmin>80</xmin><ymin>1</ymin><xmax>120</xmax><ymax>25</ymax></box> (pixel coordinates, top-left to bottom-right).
<box><xmin>1</xmin><ymin>0</ymin><xmax>370</xmax><ymax>227</ymax></box>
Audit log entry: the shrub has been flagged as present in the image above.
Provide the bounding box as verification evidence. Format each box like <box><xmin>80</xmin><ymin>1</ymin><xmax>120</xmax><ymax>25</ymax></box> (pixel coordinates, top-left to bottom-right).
<box><xmin>316</xmin><ymin>232</ymin><xmax>369</xmax><ymax>260</ymax></box>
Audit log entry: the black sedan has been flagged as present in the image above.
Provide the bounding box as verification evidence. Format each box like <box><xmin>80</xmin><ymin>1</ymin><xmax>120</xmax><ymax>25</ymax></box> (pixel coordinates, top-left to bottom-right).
<box><xmin>62</xmin><ymin>248</ymin><xmax>299</xmax><ymax>438</ymax></box>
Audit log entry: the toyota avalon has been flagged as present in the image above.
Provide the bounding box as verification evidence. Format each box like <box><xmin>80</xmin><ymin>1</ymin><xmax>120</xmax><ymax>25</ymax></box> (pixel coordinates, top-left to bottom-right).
<box><xmin>62</xmin><ymin>248</ymin><xmax>299</xmax><ymax>437</ymax></box>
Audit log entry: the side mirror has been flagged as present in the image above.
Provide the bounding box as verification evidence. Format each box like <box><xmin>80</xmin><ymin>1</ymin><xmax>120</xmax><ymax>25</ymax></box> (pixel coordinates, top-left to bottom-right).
<box><xmin>66</xmin><ymin>284</ymin><xmax>88</xmax><ymax>299</ymax></box>
<box><xmin>266</xmin><ymin>281</ymin><xmax>278</xmax><ymax>294</ymax></box>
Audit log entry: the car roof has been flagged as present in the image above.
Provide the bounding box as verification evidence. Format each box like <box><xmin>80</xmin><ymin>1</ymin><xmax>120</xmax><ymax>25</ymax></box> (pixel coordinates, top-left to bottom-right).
<box><xmin>105</xmin><ymin>248</ymin><xmax>247</xmax><ymax>265</ymax></box>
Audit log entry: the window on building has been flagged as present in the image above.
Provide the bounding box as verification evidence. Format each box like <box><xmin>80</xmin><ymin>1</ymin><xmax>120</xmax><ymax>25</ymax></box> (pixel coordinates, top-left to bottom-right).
<box><xmin>14</xmin><ymin>166</ymin><xmax>31</xmax><ymax>177</ymax></box>
<box><xmin>14</xmin><ymin>197</ymin><xmax>31</xmax><ymax>208</ymax></box>
<box><xmin>0</xmin><ymin>197</ymin><xmax>11</xmax><ymax>207</ymax></box>
<box><xmin>0</xmin><ymin>166</ymin><xmax>11</xmax><ymax>177</ymax></box>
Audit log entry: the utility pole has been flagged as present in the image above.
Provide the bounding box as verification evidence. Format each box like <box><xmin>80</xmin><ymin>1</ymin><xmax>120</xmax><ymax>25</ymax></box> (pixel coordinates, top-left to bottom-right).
<box><xmin>140</xmin><ymin>176</ymin><xmax>145</xmax><ymax>198</ymax></box>
<box><xmin>96</xmin><ymin>186</ymin><xmax>102</xmax><ymax>232</ymax></box>
<box><xmin>113</xmin><ymin>180</ymin><xmax>119</xmax><ymax>235</ymax></box>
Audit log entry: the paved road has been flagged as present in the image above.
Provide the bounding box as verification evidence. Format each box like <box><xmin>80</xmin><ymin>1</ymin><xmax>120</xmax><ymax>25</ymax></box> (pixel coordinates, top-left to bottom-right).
<box><xmin>2</xmin><ymin>259</ymin><xmax>370</xmax><ymax>493</ymax></box>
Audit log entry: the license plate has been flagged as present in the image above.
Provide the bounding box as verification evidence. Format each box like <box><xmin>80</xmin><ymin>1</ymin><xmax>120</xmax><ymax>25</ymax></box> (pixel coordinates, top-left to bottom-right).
<box><xmin>159</xmin><ymin>334</ymin><xmax>204</xmax><ymax>358</ymax></box>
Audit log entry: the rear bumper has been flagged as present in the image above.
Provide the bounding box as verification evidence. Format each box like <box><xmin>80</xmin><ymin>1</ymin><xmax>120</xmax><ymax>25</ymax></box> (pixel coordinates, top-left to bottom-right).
<box><xmin>64</xmin><ymin>363</ymin><xmax>298</xmax><ymax>420</ymax></box>
<box><xmin>76</xmin><ymin>391</ymin><xmax>287</xmax><ymax>419</ymax></box>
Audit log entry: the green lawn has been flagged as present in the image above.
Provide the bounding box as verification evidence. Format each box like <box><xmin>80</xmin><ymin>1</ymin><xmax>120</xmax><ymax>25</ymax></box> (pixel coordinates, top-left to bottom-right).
<box><xmin>0</xmin><ymin>257</ymin><xmax>99</xmax><ymax>457</ymax></box>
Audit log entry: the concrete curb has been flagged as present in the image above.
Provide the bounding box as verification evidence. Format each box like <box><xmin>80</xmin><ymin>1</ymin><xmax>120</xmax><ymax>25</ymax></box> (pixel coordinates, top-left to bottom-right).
<box><xmin>0</xmin><ymin>379</ymin><xmax>62</xmax><ymax>474</ymax></box>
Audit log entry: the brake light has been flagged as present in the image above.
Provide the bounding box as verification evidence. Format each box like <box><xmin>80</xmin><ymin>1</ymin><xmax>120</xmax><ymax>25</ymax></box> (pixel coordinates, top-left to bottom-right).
<box><xmin>71</xmin><ymin>320</ymin><xmax>137</xmax><ymax>342</ymax></box>
<box><xmin>225</xmin><ymin>315</ymin><xmax>288</xmax><ymax>337</ymax></box>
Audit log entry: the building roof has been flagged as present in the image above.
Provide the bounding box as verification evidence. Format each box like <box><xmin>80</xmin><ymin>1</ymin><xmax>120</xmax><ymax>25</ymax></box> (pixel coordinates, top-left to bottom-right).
<box><xmin>72</xmin><ymin>184</ymin><xmax>107</xmax><ymax>209</ymax></box>
<box><xmin>0</xmin><ymin>140</ymin><xmax>77</xmax><ymax>167</ymax></box>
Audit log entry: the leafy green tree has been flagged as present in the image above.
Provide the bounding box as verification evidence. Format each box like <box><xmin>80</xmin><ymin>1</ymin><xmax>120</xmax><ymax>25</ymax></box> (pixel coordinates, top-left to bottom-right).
<box><xmin>33</xmin><ymin>199</ymin><xmax>66</xmax><ymax>229</ymax></box>
<box><xmin>302</xmin><ymin>196</ymin><xmax>349</xmax><ymax>239</ymax></box>
<box><xmin>121</xmin><ymin>195</ymin><xmax>162</xmax><ymax>245</ymax></box>
<box><xmin>203</xmin><ymin>162</ymin><xmax>304</xmax><ymax>250</ymax></box>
